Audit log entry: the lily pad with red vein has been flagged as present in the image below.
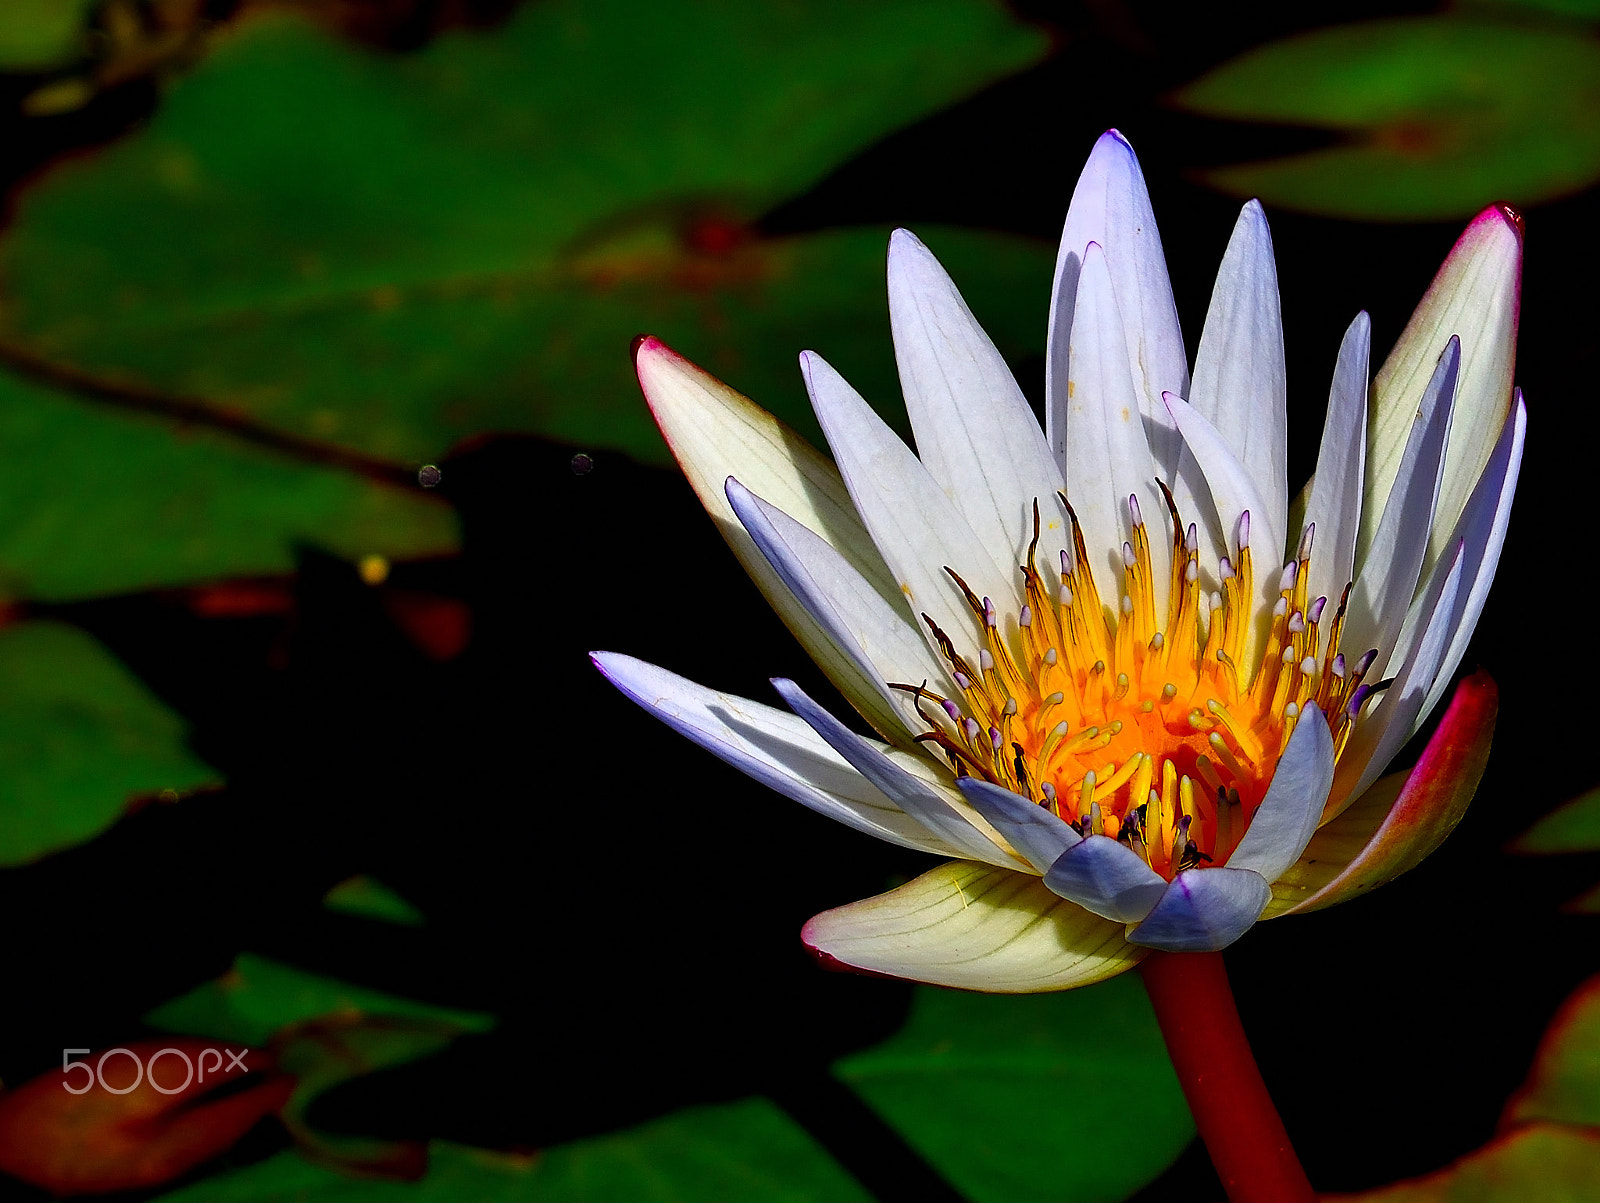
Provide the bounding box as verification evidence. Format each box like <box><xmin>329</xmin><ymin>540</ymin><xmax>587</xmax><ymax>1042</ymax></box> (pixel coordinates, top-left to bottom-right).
<box><xmin>0</xmin><ymin>0</ymin><xmax>1052</xmax><ymax>484</ymax></box>
<box><xmin>1173</xmin><ymin>15</ymin><xmax>1600</xmax><ymax>220</ymax></box>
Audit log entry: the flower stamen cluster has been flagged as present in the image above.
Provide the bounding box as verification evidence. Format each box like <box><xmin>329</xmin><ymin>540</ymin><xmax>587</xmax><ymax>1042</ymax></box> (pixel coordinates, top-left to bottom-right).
<box><xmin>902</xmin><ymin>497</ymin><xmax>1378</xmax><ymax>883</ymax></box>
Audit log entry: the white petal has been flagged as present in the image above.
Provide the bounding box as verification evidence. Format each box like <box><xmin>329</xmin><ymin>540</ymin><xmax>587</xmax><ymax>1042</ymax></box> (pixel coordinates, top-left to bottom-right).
<box><xmin>1343</xmin><ymin>338</ymin><xmax>1458</xmax><ymax>665</ymax></box>
<box><xmin>1369</xmin><ymin>206</ymin><xmax>1521</xmax><ymax>574</ymax></box>
<box><xmin>592</xmin><ymin>653</ymin><xmax>963</xmax><ymax>858</ymax></box>
<box><xmin>1183</xmin><ymin>200</ymin><xmax>1289</xmax><ymax>555</ymax></box>
<box><xmin>1303</xmin><ymin>311</ymin><xmax>1370</xmax><ymax>615</ymax></box>
<box><xmin>1048</xmin><ymin>130</ymin><xmax>1189</xmax><ymax>481</ymax></box>
<box><xmin>635</xmin><ymin>339</ymin><xmax>912</xmax><ymax>739</ymax></box>
<box><xmin>1164</xmin><ymin>392</ymin><xmax>1282</xmax><ymax>668</ymax></box>
<box><xmin>888</xmin><ymin>230</ymin><xmax>1062</xmax><ymax>589</ymax></box>
<box><xmin>1042</xmin><ymin>835</ymin><xmax>1169</xmax><ymax>923</ymax></box>
<box><xmin>1059</xmin><ymin>241</ymin><xmax>1167</xmax><ymax>604</ymax></box>
<box><xmin>803</xmin><ymin>860</ymin><xmax>1145</xmax><ymax>993</ymax></box>
<box><xmin>1395</xmin><ymin>394</ymin><xmax>1526</xmax><ymax>725</ymax></box>
<box><xmin>801</xmin><ymin>351</ymin><xmax>1014</xmax><ymax>676</ymax></box>
<box><xmin>1331</xmin><ymin>541</ymin><xmax>1467</xmax><ymax>811</ymax></box>
<box><xmin>772</xmin><ymin>677</ymin><xmax>1022</xmax><ymax>869</ymax></box>
<box><xmin>1126</xmin><ymin>867</ymin><xmax>1272</xmax><ymax>952</ymax></box>
<box><xmin>1223</xmin><ymin>703</ymin><xmax>1334</xmax><ymax>881</ymax></box>
<box><xmin>726</xmin><ymin>477</ymin><xmax>952</xmax><ymax>742</ymax></box>
<box><xmin>956</xmin><ymin>778</ymin><xmax>1082</xmax><ymax>874</ymax></box>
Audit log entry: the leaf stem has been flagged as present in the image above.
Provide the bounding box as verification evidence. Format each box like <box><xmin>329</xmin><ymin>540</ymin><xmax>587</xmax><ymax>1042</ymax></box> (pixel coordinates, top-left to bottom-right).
<box><xmin>1138</xmin><ymin>950</ymin><xmax>1315</xmax><ymax>1203</ymax></box>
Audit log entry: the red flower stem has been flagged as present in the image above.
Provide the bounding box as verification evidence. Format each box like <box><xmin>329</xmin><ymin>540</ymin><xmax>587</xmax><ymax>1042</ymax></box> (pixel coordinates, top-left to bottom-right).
<box><xmin>1138</xmin><ymin>950</ymin><xmax>1315</xmax><ymax>1203</ymax></box>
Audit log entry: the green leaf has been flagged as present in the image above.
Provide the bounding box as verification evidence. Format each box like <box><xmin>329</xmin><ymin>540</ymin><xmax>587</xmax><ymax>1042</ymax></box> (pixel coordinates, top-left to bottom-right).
<box><xmin>155</xmin><ymin>1105</ymin><xmax>875</xmax><ymax>1201</ymax></box>
<box><xmin>0</xmin><ymin>365</ymin><xmax>458</xmax><ymax>602</ymax></box>
<box><xmin>1510</xmin><ymin>788</ymin><xmax>1600</xmax><ymax>853</ymax></box>
<box><xmin>0</xmin><ymin>0</ymin><xmax>1049</xmax><ymax>471</ymax></box>
<box><xmin>1173</xmin><ymin>16</ymin><xmax>1600</xmax><ymax>220</ymax></box>
<box><xmin>324</xmin><ymin>874</ymin><xmax>426</xmax><ymax>926</ymax></box>
<box><xmin>1459</xmin><ymin>0</ymin><xmax>1600</xmax><ymax>20</ymax></box>
<box><xmin>1326</xmin><ymin>1123</ymin><xmax>1600</xmax><ymax>1201</ymax></box>
<box><xmin>147</xmin><ymin>954</ymin><xmax>497</xmax><ymax>1178</ymax></box>
<box><xmin>0</xmin><ymin>619</ymin><xmax>217</xmax><ymax>865</ymax></box>
<box><xmin>0</xmin><ymin>0</ymin><xmax>94</xmax><ymax>70</ymax></box>
<box><xmin>144</xmin><ymin>952</ymin><xmax>494</xmax><ymax>1047</ymax></box>
<box><xmin>834</xmin><ymin>974</ymin><xmax>1192</xmax><ymax>1203</ymax></box>
<box><xmin>1505</xmin><ymin>975</ymin><xmax>1600</xmax><ymax>1129</ymax></box>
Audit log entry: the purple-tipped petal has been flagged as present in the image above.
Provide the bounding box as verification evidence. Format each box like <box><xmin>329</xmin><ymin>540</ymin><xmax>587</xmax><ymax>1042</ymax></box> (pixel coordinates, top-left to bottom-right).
<box><xmin>772</xmin><ymin>677</ymin><xmax>1020</xmax><ymax>869</ymax></box>
<box><xmin>1224</xmin><ymin>703</ymin><xmax>1334</xmax><ymax>881</ymax></box>
<box><xmin>956</xmin><ymin>778</ymin><xmax>1083</xmax><ymax>873</ymax></box>
<box><xmin>1042</xmin><ymin>834</ymin><xmax>1169</xmax><ymax>923</ymax></box>
<box><xmin>1049</xmin><ymin>129</ymin><xmax>1189</xmax><ymax>480</ymax></box>
<box><xmin>1126</xmin><ymin>867</ymin><xmax>1272</xmax><ymax>952</ymax></box>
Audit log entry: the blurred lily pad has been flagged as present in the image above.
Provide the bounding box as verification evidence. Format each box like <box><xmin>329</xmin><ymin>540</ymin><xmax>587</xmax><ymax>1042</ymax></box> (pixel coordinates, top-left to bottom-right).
<box><xmin>1174</xmin><ymin>16</ymin><xmax>1600</xmax><ymax>220</ymax></box>
<box><xmin>1328</xmin><ymin>974</ymin><xmax>1600</xmax><ymax>1200</ymax></box>
<box><xmin>0</xmin><ymin>618</ymin><xmax>217</xmax><ymax>865</ymax></box>
<box><xmin>1512</xmin><ymin>787</ymin><xmax>1600</xmax><ymax>853</ymax></box>
<box><xmin>325</xmin><ymin>874</ymin><xmax>427</xmax><ymax>925</ymax></box>
<box><xmin>155</xmin><ymin>1105</ymin><xmax>875</xmax><ymax>1201</ymax></box>
<box><xmin>834</xmin><ymin>973</ymin><xmax>1192</xmax><ymax>1203</ymax></box>
<box><xmin>147</xmin><ymin>953</ymin><xmax>497</xmax><ymax>1180</ymax></box>
<box><xmin>0</xmin><ymin>0</ymin><xmax>95</xmax><ymax>70</ymax></box>
<box><xmin>0</xmin><ymin>0</ymin><xmax>1050</xmax><ymax>474</ymax></box>
<box><xmin>1504</xmin><ymin>974</ymin><xmax>1600</xmax><ymax>1130</ymax></box>
<box><xmin>145</xmin><ymin>952</ymin><xmax>494</xmax><ymax>1046</ymax></box>
<box><xmin>0</xmin><ymin>364</ymin><xmax>457</xmax><ymax>602</ymax></box>
<box><xmin>1322</xmin><ymin>1123</ymin><xmax>1600</xmax><ymax>1201</ymax></box>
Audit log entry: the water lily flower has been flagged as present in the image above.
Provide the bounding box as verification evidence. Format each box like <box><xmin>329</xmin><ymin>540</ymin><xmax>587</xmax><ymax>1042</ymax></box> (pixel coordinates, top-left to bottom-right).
<box><xmin>594</xmin><ymin>131</ymin><xmax>1523</xmax><ymax>992</ymax></box>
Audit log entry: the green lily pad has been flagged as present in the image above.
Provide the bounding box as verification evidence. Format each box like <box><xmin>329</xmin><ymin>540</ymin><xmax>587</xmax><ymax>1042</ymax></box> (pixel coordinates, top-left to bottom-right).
<box><xmin>1510</xmin><ymin>788</ymin><xmax>1600</xmax><ymax>854</ymax></box>
<box><xmin>0</xmin><ymin>618</ymin><xmax>218</xmax><ymax>865</ymax></box>
<box><xmin>834</xmin><ymin>974</ymin><xmax>1193</xmax><ymax>1203</ymax></box>
<box><xmin>0</xmin><ymin>0</ymin><xmax>1049</xmax><ymax>471</ymax></box>
<box><xmin>1504</xmin><ymin>975</ymin><xmax>1600</xmax><ymax>1130</ymax></box>
<box><xmin>325</xmin><ymin>875</ymin><xmax>427</xmax><ymax>926</ymax></box>
<box><xmin>147</xmin><ymin>953</ymin><xmax>497</xmax><ymax>1179</ymax></box>
<box><xmin>1324</xmin><ymin>1122</ymin><xmax>1600</xmax><ymax>1201</ymax></box>
<box><xmin>0</xmin><ymin>364</ymin><xmax>458</xmax><ymax>602</ymax></box>
<box><xmin>144</xmin><ymin>952</ymin><xmax>494</xmax><ymax>1047</ymax></box>
<box><xmin>0</xmin><ymin>0</ymin><xmax>94</xmax><ymax>70</ymax></box>
<box><xmin>155</xmin><ymin>1104</ymin><xmax>874</xmax><ymax>1202</ymax></box>
<box><xmin>1173</xmin><ymin>16</ymin><xmax>1600</xmax><ymax>220</ymax></box>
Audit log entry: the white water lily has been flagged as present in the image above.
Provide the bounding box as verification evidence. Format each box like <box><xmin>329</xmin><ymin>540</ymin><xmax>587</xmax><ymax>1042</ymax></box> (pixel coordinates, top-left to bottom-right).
<box><xmin>594</xmin><ymin>131</ymin><xmax>1524</xmax><ymax>991</ymax></box>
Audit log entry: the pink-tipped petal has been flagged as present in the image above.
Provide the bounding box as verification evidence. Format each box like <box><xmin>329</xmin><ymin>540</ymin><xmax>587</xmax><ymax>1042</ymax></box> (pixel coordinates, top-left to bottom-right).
<box><xmin>1369</xmin><ymin>204</ymin><xmax>1521</xmax><ymax>573</ymax></box>
<box><xmin>634</xmin><ymin>338</ymin><xmax>910</xmax><ymax>740</ymax></box>
<box><xmin>802</xmin><ymin>860</ymin><xmax>1145</xmax><ymax>992</ymax></box>
<box><xmin>1268</xmin><ymin>671</ymin><xmax>1497</xmax><ymax>917</ymax></box>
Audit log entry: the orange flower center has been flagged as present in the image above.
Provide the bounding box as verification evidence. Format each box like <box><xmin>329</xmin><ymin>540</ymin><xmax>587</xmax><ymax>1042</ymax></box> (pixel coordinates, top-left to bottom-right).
<box><xmin>901</xmin><ymin>492</ymin><xmax>1374</xmax><ymax>881</ymax></box>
